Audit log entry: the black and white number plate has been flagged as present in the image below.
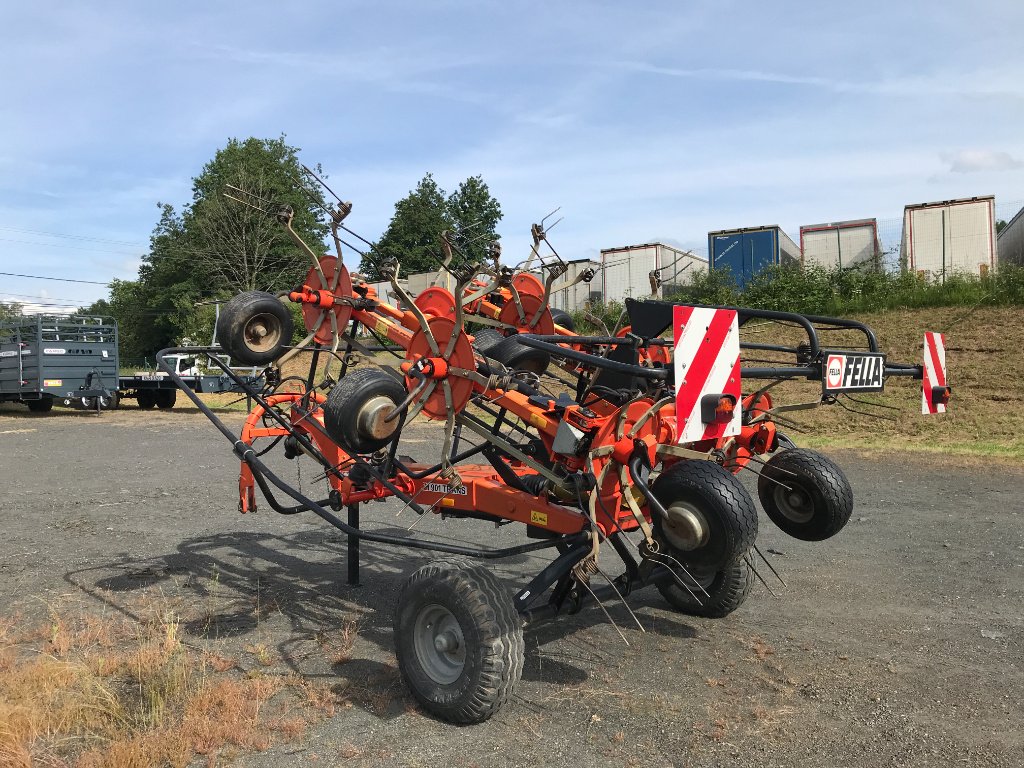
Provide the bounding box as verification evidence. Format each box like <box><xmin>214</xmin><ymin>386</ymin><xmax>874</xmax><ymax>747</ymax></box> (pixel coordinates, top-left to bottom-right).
<box><xmin>821</xmin><ymin>351</ymin><xmax>885</xmax><ymax>394</ymax></box>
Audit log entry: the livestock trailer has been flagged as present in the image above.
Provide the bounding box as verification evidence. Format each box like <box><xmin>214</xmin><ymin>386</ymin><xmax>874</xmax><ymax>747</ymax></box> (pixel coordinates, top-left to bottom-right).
<box><xmin>996</xmin><ymin>205</ymin><xmax>1024</xmax><ymax>267</ymax></box>
<box><xmin>899</xmin><ymin>196</ymin><xmax>996</xmax><ymax>278</ymax></box>
<box><xmin>708</xmin><ymin>226</ymin><xmax>800</xmax><ymax>288</ymax></box>
<box><xmin>800</xmin><ymin>219</ymin><xmax>881</xmax><ymax>270</ymax></box>
<box><xmin>600</xmin><ymin>243</ymin><xmax>706</xmax><ymax>303</ymax></box>
<box><xmin>545</xmin><ymin>258</ymin><xmax>599</xmax><ymax>312</ymax></box>
<box><xmin>0</xmin><ymin>314</ymin><xmax>118</xmax><ymax>412</ymax></box>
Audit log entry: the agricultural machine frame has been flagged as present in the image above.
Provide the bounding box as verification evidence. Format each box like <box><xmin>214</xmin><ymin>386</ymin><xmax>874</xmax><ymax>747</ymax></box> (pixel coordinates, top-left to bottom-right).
<box><xmin>161</xmin><ymin>179</ymin><xmax>950</xmax><ymax>724</ymax></box>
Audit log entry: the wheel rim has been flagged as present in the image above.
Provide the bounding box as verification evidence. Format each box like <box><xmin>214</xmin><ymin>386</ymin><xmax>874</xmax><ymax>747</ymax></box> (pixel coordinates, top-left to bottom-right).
<box><xmin>243</xmin><ymin>312</ymin><xmax>283</xmax><ymax>354</ymax></box>
<box><xmin>413</xmin><ymin>603</ymin><xmax>466</xmax><ymax>685</ymax></box>
<box><xmin>772</xmin><ymin>481</ymin><xmax>814</xmax><ymax>523</ymax></box>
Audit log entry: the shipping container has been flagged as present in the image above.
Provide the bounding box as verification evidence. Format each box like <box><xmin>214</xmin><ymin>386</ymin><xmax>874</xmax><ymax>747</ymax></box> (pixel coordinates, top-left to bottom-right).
<box><xmin>545</xmin><ymin>259</ymin><xmax>600</xmax><ymax>312</ymax></box>
<box><xmin>996</xmin><ymin>205</ymin><xmax>1024</xmax><ymax>267</ymax></box>
<box><xmin>899</xmin><ymin>196</ymin><xmax>996</xmax><ymax>278</ymax></box>
<box><xmin>600</xmin><ymin>243</ymin><xmax>707</xmax><ymax>304</ymax></box>
<box><xmin>800</xmin><ymin>219</ymin><xmax>881</xmax><ymax>270</ymax></box>
<box><xmin>708</xmin><ymin>226</ymin><xmax>800</xmax><ymax>288</ymax></box>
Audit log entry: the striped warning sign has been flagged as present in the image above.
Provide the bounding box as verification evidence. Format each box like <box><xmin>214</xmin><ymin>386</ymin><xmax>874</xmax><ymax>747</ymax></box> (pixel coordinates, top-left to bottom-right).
<box><xmin>921</xmin><ymin>332</ymin><xmax>948</xmax><ymax>415</ymax></box>
<box><xmin>673</xmin><ymin>306</ymin><xmax>741</xmax><ymax>443</ymax></box>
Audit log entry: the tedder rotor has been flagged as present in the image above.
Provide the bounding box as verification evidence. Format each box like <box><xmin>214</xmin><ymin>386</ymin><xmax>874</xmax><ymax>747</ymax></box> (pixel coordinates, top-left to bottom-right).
<box><xmin>160</xmin><ymin>182</ymin><xmax>950</xmax><ymax>724</ymax></box>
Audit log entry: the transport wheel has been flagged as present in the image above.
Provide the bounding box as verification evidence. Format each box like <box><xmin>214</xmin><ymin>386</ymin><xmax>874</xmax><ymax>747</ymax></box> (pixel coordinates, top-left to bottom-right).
<box><xmin>216</xmin><ymin>291</ymin><xmax>293</xmax><ymax>366</ymax></box>
<box><xmin>26</xmin><ymin>396</ymin><xmax>54</xmax><ymax>413</ymax></box>
<box><xmin>472</xmin><ymin>328</ymin><xmax>505</xmax><ymax>355</ymax></box>
<box><xmin>757</xmin><ymin>449</ymin><xmax>853</xmax><ymax>541</ymax></box>
<box><xmin>394</xmin><ymin>559</ymin><xmax>524</xmax><ymax>724</ymax></box>
<box><xmin>485</xmin><ymin>334</ymin><xmax>549</xmax><ymax>375</ymax></box>
<box><xmin>650</xmin><ymin>461</ymin><xmax>758</xmax><ymax>615</ymax></box>
<box><xmin>656</xmin><ymin>558</ymin><xmax>754</xmax><ymax>618</ymax></box>
<box><xmin>549</xmin><ymin>308</ymin><xmax>575</xmax><ymax>332</ymax></box>
<box><xmin>155</xmin><ymin>389</ymin><xmax>177</xmax><ymax>410</ymax></box>
<box><xmin>323</xmin><ymin>368</ymin><xmax>406</xmax><ymax>453</ymax></box>
<box><xmin>137</xmin><ymin>391</ymin><xmax>157</xmax><ymax>409</ymax></box>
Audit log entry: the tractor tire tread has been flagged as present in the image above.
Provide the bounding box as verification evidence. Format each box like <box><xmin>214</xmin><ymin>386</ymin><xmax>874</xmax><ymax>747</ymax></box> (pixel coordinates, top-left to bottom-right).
<box><xmin>395</xmin><ymin>558</ymin><xmax>524</xmax><ymax>724</ymax></box>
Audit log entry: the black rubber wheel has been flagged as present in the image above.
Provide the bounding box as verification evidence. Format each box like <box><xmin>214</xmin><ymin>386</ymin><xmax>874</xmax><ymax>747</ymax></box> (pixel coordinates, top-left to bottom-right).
<box><xmin>757</xmin><ymin>448</ymin><xmax>853</xmax><ymax>541</ymax></box>
<box><xmin>26</xmin><ymin>396</ymin><xmax>54</xmax><ymax>413</ymax></box>
<box><xmin>486</xmin><ymin>334</ymin><xmax>550</xmax><ymax>375</ymax></box>
<box><xmin>394</xmin><ymin>559</ymin><xmax>524</xmax><ymax>724</ymax></box>
<box><xmin>323</xmin><ymin>368</ymin><xmax>406</xmax><ymax>453</ymax></box>
<box><xmin>216</xmin><ymin>291</ymin><xmax>293</xmax><ymax>366</ymax></box>
<box><xmin>137</xmin><ymin>391</ymin><xmax>156</xmax><ymax>409</ymax></box>
<box><xmin>549</xmin><ymin>308</ymin><xmax>575</xmax><ymax>332</ymax></box>
<box><xmin>472</xmin><ymin>328</ymin><xmax>505</xmax><ymax>355</ymax></box>
<box><xmin>657</xmin><ymin>558</ymin><xmax>754</xmax><ymax>618</ymax></box>
<box><xmin>650</xmin><ymin>460</ymin><xmax>758</xmax><ymax>616</ymax></box>
<box><xmin>155</xmin><ymin>389</ymin><xmax>177</xmax><ymax>410</ymax></box>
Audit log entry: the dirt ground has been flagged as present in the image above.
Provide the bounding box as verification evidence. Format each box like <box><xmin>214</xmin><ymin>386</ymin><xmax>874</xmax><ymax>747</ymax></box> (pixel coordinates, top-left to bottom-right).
<box><xmin>1</xmin><ymin>403</ymin><xmax>1022</xmax><ymax>767</ymax></box>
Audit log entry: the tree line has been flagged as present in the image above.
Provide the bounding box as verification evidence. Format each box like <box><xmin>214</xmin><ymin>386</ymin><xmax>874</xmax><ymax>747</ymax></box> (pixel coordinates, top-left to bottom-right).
<box><xmin>75</xmin><ymin>136</ymin><xmax>501</xmax><ymax>362</ymax></box>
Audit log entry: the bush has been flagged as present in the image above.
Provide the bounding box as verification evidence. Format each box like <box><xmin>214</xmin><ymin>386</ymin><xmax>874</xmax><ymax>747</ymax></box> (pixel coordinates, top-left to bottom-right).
<box><xmin>663</xmin><ymin>264</ymin><xmax>1024</xmax><ymax>315</ymax></box>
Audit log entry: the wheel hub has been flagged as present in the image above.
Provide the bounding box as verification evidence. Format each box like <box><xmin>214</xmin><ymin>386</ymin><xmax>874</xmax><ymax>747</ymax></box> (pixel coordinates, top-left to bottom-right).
<box><xmin>357</xmin><ymin>395</ymin><xmax>397</xmax><ymax>441</ymax></box>
<box><xmin>663</xmin><ymin>502</ymin><xmax>710</xmax><ymax>551</ymax></box>
<box><xmin>413</xmin><ymin>604</ymin><xmax>466</xmax><ymax>685</ymax></box>
<box><xmin>244</xmin><ymin>313</ymin><xmax>282</xmax><ymax>352</ymax></box>
<box><xmin>774</xmin><ymin>484</ymin><xmax>814</xmax><ymax>523</ymax></box>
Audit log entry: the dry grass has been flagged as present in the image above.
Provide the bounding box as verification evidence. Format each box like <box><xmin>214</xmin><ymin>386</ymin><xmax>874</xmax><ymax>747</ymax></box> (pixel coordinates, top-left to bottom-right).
<box><xmin>0</xmin><ymin>603</ymin><xmax>350</xmax><ymax>768</ymax></box>
<box><xmin>741</xmin><ymin>306</ymin><xmax>1024</xmax><ymax>460</ymax></box>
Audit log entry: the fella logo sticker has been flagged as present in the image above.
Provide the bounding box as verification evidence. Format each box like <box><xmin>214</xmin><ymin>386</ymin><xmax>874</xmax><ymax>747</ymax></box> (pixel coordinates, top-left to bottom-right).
<box><xmin>822</xmin><ymin>351</ymin><xmax>885</xmax><ymax>393</ymax></box>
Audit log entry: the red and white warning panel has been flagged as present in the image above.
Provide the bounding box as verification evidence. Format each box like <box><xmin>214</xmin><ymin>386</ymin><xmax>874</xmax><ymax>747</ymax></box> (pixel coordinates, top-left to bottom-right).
<box><xmin>673</xmin><ymin>306</ymin><xmax>741</xmax><ymax>443</ymax></box>
<box><xmin>922</xmin><ymin>332</ymin><xmax>950</xmax><ymax>415</ymax></box>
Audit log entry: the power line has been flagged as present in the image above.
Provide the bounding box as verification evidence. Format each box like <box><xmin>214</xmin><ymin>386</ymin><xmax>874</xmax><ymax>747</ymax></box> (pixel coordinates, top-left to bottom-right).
<box><xmin>0</xmin><ymin>271</ymin><xmax>111</xmax><ymax>285</ymax></box>
<box><xmin>0</xmin><ymin>225</ymin><xmax>145</xmax><ymax>247</ymax></box>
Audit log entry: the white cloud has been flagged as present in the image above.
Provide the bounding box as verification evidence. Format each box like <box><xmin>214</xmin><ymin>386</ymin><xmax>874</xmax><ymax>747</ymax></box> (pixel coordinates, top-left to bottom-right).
<box><xmin>942</xmin><ymin>150</ymin><xmax>1024</xmax><ymax>174</ymax></box>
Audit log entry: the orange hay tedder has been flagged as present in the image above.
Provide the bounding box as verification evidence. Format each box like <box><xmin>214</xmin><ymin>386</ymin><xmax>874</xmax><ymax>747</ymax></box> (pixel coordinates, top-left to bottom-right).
<box><xmin>160</xmin><ymin>177</ymin><xmax>950</xmax><ymax>724</ymax></box>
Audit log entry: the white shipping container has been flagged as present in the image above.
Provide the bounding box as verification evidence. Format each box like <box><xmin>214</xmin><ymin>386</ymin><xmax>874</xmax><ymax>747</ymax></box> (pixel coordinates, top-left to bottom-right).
<box><xmin>600</xmin><ymin>243</ymin><xmax>707</xmax><ymax>304</ymax></box>
<box><xmin>800</xmin><ymin>219</ymin><xmax>880</xmax><ymax>269</ymax></box>
<box><xmin>900</xmin><ymin>196</ymin><xmax>996</xmax><ymax>277</ymax></box>
<box><xmin>996</xmin><ymin>205</ymin><xmax>1024</xmax><ymax>267</ymax></box>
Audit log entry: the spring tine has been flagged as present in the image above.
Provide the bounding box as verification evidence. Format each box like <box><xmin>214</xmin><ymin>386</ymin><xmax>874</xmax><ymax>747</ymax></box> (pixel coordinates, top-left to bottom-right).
<box><xmin>643</xmin><ymin>549</ymin><xmax>709</xmax><ymax>601</ymax></box>
<box><xmin>753</xmin><ymin>543</ymin><xmax>787</xmax><ymax>588</ymax></box>
<box><xmin>744</xmin><ymin>554</ymin><xmax>778</xmax><ymax>598</ymax></box>
<box><xmin>593</xmin><ymin>563</ymin><xmax>645</xmax><ymax>633</ymax></box>
<box><xmin>577</xmin><ymin>575</ymin><xmax>630</xmax><ymax>647</ymax></box>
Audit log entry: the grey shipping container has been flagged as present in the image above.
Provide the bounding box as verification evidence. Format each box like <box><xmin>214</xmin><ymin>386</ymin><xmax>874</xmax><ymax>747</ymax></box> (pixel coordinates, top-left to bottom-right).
<box><xmin>0</xmin><ymin>314</ymin><xmax>119</xmax><ymax>411</ymax></box>
<box><xmin>800</xmin><ymin>219</ymin><xmax>881</xmax><ymax>270</ymax></box>
<box><xmin>708</xmin><ymin>226</ymin><xmax>800</xmax><ymax>288</ymax></box>
<box><xmin>996</xmin><ymin>205</ymin><xmax>1024</xmax><ymax>266</ymax></box>
<box><xmin>900</xmin><ymin>196</ymin><xmax>996</xmax><ymax>277</ymax></box>
<box><xmin>600</xmin><ymin>243</ymin><xmax>707</xmax><ymax>304</ymax></box>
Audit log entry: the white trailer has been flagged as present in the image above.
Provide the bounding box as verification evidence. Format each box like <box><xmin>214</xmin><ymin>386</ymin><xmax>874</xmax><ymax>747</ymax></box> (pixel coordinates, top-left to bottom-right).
<box><xmin>545</xmin><ymin>259</ymin><xmax>600</xmax><ymax>312</ymax></box>
<box><xmin>800</xmin><ymin>219</ymin><xmax>880</xmax><ymax>270</ymax></box>
<box><xmin>996</xmin><ymin>205</ymin><xmax>1024</xmax><ymax>267</ymax></box>
<box><xmin>900</xmin><ymin>196</ymin><xmax>996</xmax><ymax>278</ymax></box>
<box><xmin>600</xmin><ymin>243</ymin><xmax>707</xmax><ymax>304</ymax></box>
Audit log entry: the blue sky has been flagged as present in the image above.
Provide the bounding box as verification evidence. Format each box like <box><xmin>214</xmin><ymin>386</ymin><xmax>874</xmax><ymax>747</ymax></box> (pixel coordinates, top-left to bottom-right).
<box><xmin>2</xmin><ymin>0</ymin><xmax>1023</xmax><ymax>311</ymax></box>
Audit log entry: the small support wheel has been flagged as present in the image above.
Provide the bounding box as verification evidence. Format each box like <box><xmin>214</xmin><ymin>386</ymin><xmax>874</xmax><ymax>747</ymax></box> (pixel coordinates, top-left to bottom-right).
<box><xmin>549</xmin><ymin>308</ymin><xmax>575</xmax><ymax>331</ymax></box>
<box><xmin>650</xmin><ymin>460</ymin><xmax>759</xmax><ymax>617</ymax></box>
<box><xmin>472</xmin><ymin>328</ymin><xmax>505</xmax><ymax>355</ymax></box>
<box><xmin>216</xmin><ymin>291</ymin><xmax>293</xmax><ymax>366</ymax></box>
<box><xmin>81</xmin><ymin>394</ymin><xmax>118</xmax><ymax>411</ymax></box>
<box><xmin>323</xmin><ymin>368</ymin><xmax>406</xmax><ymax>453</ymax></box>
<box><xmin>395</xmin><ymin>559</ymin><xmax>524</xmax><ymax>724</ymax></box>
<box><xmin>757</xmin><ymin>448</ymin><xmax>853</xmax><ymax>541</ymax></box>
<box><xmin>486</xmin><ymin>334</ymin><xmax>550</xmax><ymax>375</ymax></box>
